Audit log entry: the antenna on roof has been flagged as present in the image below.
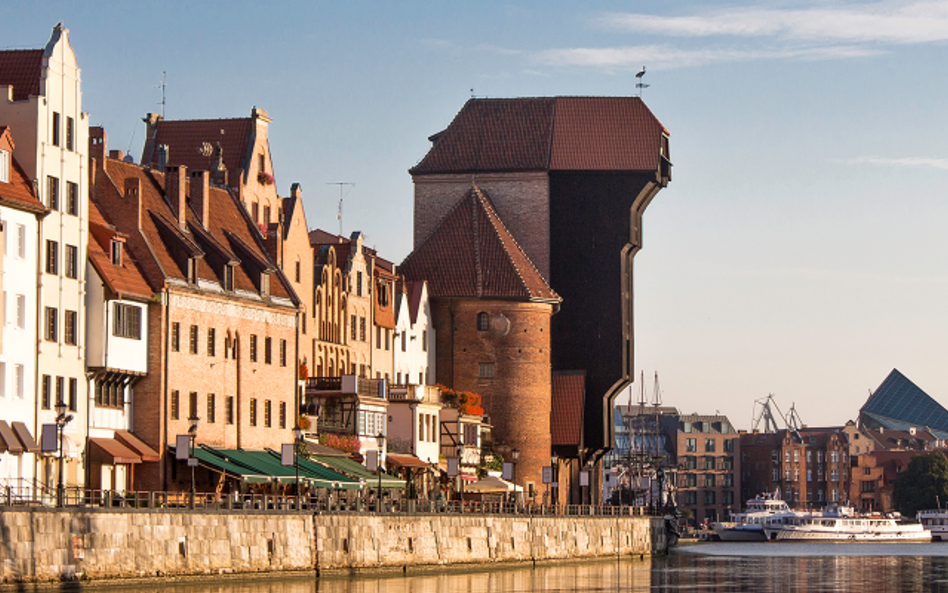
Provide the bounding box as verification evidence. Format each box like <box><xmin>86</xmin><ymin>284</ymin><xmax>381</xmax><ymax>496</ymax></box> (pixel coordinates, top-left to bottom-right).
<box><xmin>635</xmin><ymin>66</ymin><xmax>649</xmax><ymax>97</ymax></box>
<box><xmin>327</xmin><ymin>182</ymin><xmax>355</xmax><ymax>236</ymax></box>
<box><xmin>156</xmin><ymin>71</ymin><xmax>166</xmax><ymax>118</ymax></box>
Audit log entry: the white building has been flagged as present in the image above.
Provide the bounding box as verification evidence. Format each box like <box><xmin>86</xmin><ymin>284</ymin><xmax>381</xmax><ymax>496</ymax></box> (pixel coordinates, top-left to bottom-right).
<box><xmin>393</xmin><ymin>280</ymin><xmax>434</xmax><ymax>388</ymax></box>
<box><xmin>0</xmin><ymin>23</ymin><xmax>90</xmax><ymax>491</ymax></box>
<box><xmin>0</xmin><ymin>126</ymin><xmax>45</xmax><ymax>493</ymax></box>
<box><xmin>85</xmin><ymin>200</ymin><xmax>158</xmax><ymax>493</ymax></box>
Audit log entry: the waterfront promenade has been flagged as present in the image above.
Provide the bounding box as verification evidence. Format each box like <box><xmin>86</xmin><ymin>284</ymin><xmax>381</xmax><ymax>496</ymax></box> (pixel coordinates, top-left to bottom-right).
<box><xmin>0</xmin><ymin>493</ymin><xmax>666</xmax><ymax>584</ymax></box>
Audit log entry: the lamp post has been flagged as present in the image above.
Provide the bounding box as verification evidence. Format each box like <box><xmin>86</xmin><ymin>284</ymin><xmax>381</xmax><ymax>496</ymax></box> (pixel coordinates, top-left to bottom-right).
<box><xmin>551</xmin><ymin>452</ymin><xmax>559</xmax><ymax>509</ymax></box>
<box><xmin>188</xmin><ymin>414</ymin><xmax>200</xmax><ymax>508</ymax></box>
<box><xmin>376</xmin><ymin>431</ymin><xmax>385</xmax><ymax>511</ymax></box>
<box><xmin>511</xmin><ymin>448</ymin><xmax>521</xmax><ymax>506</ymax></box>
<box><xmin>293</xmin><ymin>424</ymin><xmax>303</xmax><ymax>509</ymax></box>
<box><xmin>55</xmin><ymin>400</ymin><xmax>73</xmax><ymax>507</ymax></box>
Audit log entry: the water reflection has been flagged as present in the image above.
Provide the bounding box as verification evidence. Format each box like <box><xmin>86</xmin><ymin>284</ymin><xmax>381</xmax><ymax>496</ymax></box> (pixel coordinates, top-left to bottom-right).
<box><xmin>102</xmin><ymin>544</ymin><xmax>948</xmax><ymax>593</ymax></box>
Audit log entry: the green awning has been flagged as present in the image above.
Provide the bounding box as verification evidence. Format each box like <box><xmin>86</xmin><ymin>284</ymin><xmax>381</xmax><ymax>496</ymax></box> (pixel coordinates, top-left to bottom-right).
<box><xmin>311</xmin><ymin>455</ymin><xmax>405</xmax><ymax>489</ymax></box>
<box><xmin>264</xmin><ymin>449</ymin><xmax>363</xmax><ymax>490</ymax></box>
<box><xmin>202</xmin><ymin>447</ymin><xmax>361</xmax><ymax>490</ymax></box>
<box><xmin>192</xmin><ymin>447</ymin><xmax>271</xmax><ymax>484</ymax></box>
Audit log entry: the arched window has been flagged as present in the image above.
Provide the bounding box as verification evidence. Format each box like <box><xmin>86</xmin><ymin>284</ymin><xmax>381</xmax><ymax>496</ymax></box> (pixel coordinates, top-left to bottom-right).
<box><xmin>477</xmin><ymin>312</ymin><xmax>489</xmax><ymax>331</ymax></box>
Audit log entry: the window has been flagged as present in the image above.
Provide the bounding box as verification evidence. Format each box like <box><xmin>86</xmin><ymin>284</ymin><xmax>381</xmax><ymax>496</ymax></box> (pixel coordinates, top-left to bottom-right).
<box><xmin>357</xmin><ymin>271</ymin><xmax>363</xmax><ymax>296</ymax></box>
<box><xmin>772</xmin><ymin>468</ymin><xmax>779</xmax><ymax>482</ymax></box>
<box><xmin>807</xmin><ymin>470</ymin><xmax>813</xmax><ymax>482</ymax></box>
<box><xmin>477</xmin><ymin>312</ymin><xmax>489</xmax><ymax>331</ymax></box>
<box><xmin>279</xmin><ymin>339</ymin><xmax>287</xmax><ymax>366</ymax></box>
<box><xmin>250</xmin><ymin>398</ymin><xmax>257</xmax><ymax>426</ymax></box>
<box><xmin>16</xmin><ymin>224</ymin><xmax>25</xmax><ymax>258</ymax></box>
<box><xmin>55</xmin><ymin>377</ymin><xmax>63</xmax><ymax>409</ymax></box>
<box><xmin>52</xmin><ymin>112</ymin><xmax>61</xmax><ymax>146</ymax></box>
<box><xmin>703</xmin><ymin>474</ymin><xmax>715</xmax><ymax>488</ymax></box>
<box><xmin>250</xmin><ymin>335</ymin><xmax>258</xmax><ymax>362</ymax></box>
<box><xmin>686</xmin><ymin>438</ymin><xmax>697</xmax><ymax>452</ymax></box>
<box><xmin>16</xmin><ymin>294</ymin><xmax>25</xmax><ymax>328</ymax></box>
<box><xmin>171</xmin><ymin>322</ymin><xmax>180</xmax><ymax>351</ymax></box>
<box><xmin>684</xmin><ymin>491</ymin><xmax>697</xmax><ymax>505</ymax></box>
<box><xmin>68</xmin><ymin>378</ymin><xmax>77</xmax><ymax>411</ymax></box>
<box><xmin>225</xmin><ymin>396</ymin><xmax>234</xmax><ymax>424</ymax></box>
<box><xmin>422</xmin><ymin>329</ymin><xmax>427</xmax><ymax>352</ymax></box>
<box><xmin>0</xmin><ymin>150</ymin><xmax>8</xmax><ymax>183</ymax></box>
<box><xmin>684</xmin><ymin>456</ymin><xmax>697</xmax><ymax>470</ymax></box>
<box><xmin>785</xmin><ymin>451</ymin><xmax>790</xmax><ymax>463</ymax></box>
<box><xmin>64</xmin><ymin>310</ymin><xmax>77</xmax><ymax>345</ymax></box>
<box><xmin>223</xmin><ymin>265</ymin><xmax>234</xmax><ymax>291</ymax></box>
<box><xmin>723</xmin><ymin>490</ymin><xmax>735</xmax><ymax>506</ymax></box>
<box><xmin>265</xmin><ymin>337</ymin><xmax>272</xmax><ymax>364</ymax></box>
<box><xmin>376</xmin><ymin>326</ymin><xmax>381</xmax><ymax>347</ymax></box>
<box><xmin>65</xmin><ymin>244</ymin><xmax>78</xmax><ymax>279</ymax></box>
<box><xmin>360</xmin><ymin>317</ymin><xmax>366</xmax><ymax>342</ymax></box>
<box><xmin>351</xmin><ymin>315</ymin><xmax>357</xmax><ymax>340</ymax></box>
<box><xmin>478</xmin><ymin>362</ymin><xmax>495</xmax><ymax>379</ymax></box>
<box><xmin>188</xmin><ymin>392</ymin><xmax>198</xmax><ymax>419</ymax></box>
<box><xmin>724</xmin><ymin>474</ymin><xmax>734</xmax><ymax>487</ymax></box>
<box><xmin>401</xmin><ymin>331</ymin><xmax>406</xmax><ymax>352</ymax></box>
<box><xmin>251</xmin><ymin>202</ymin><xmax>259</xmax><ymax>223</ymax></box>
<box><xmin>207</xmin><ymin>328</ymin><xmax>216</xmax><ymax>356</ymax></box>
<box><xmin>207</xmin><ymin>394</ymin><xmax>216</xmax><ymax>424</ymax></box>
<box><xmin>46</xmin><ymin>240</ymin><xmax>58</xmax><ymax>274</ymax></box>
<box><xmin>189</xmin><ymin>325</ymin><xmax>198</xmax><ymax>354</ymax></box>
<box><xmin>112</xmin><ymin>304</ymin><xmax>142</xmax><ymax>339</ymax></box>
<box><xmin>44</xmin><ymin>307</ymin><xmax>57</xmax><ymax>341</ymax></box>
<box><xmin>66</xmin><ymin>182</ymin><xmax>78</xmax><ymax>215</ymax></box>
<box><xmin>263</xmin><ymin>205</ymin><xmax>270</xmax><ymax>224</ymax></box>
<box><xmin>110</xmin><ymin>240</ymin><xmax>122</xmax><ymax>266</ymax></box>
<box><xmin>65</xmin><ymin>116</ymin><xmax>74</xmax><ymax>151</ymax></box>
<box><xmin>41</xmin><ymin>375</ymin><xmax>51</xmax><ymax>409</ymax></box>
<box><xmin>704</xmin><ymin>490</ymin><xmax>716</xmax><ymax>505</ymax></box>
<box><xmin>704</xmin><ymin>456</ymin><xmax>715</xmax><ymax>470</ymax></box>
<box><xmin>295</xmin><ymin>261</ymin><xmax>300</xmax><ymax>283</ymax></box>
<box><xmin>704</xmin><ymin>438</ymin><xmax>716</xmax><ymax>452</ymax></box>
<box><xmin>385</xmin><ymin>329</ymin><xmax>390</xmax><ymax>350</ymax></box>
<box><xmin>264</xmin><ymin>400</ymin><xmax>272</xmax><ymax>427</ymax></box>
<box><xmin>14</xmin><ymin>364</ymin><xmax>24</xmax><ymax>399</ymax></box>
<box><xmin>793</xmin><ymin>450</ymin><xmax>799</xmax><ymax>463</ymax></box>
<box><xmin>279</xmin><ymin>401</ymin><xmax>286</xmax><ymax>429</ymax></box>
<box><xmin>724</xmin><ymin>439</ymin><xmax>735</xmax><ymax>453</ymax></box>
<box><xmin>47</xmin><ymin>176</ymin><xmax>59</xmax><ymax>210</ymax></box>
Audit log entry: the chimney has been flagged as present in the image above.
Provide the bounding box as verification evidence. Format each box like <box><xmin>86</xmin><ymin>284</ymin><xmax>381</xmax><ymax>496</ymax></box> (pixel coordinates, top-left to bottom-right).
<box><xmin>89</xmin><ymin>126</ymin><xmax>106</xmax><ymax>189</ymax></box>
<box><xmin>124</xmin><ymin>177</ymin><xmax>143</xmax><ymax>230</ymax></box>
<box><xmin>109</xmin><ymin>149</ymin><xmax>124</xmax><ymax>161</ymax></box>
<box><xmin>290</xmin><ymin>182</ymin><xmax>302</xmax><ymax>200</ymax></box>
<box><xmin>165</xmin><ymin>165</ymin><xmax>188</xmax><ymax>230</ymax></box>
<box><xmin>141</xmin><ymin>112</ymin><xmax>162</xmax><ymax>165</ymax></box>
<box><xmin>191</xmin><ymin>170</ymin><xmax>210</xmax><ymax>228</ymax></box>
<box><xmin>156</xmin><ymin>144</ymin><xmax>169</xmax><ymax>170</ymax></box>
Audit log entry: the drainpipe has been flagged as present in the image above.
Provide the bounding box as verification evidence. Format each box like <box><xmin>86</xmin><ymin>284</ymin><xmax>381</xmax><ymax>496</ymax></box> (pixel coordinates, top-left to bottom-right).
<box><xmin>161</xmin><ymin>287</ymin><xmax>170</xmax><ymax>491</ymax></box>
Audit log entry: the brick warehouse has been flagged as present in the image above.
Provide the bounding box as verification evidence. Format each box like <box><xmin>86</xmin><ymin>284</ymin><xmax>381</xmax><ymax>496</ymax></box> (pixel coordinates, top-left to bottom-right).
<box><xmin>89</xmin><ymin>128</ymin><xmax>300</xmax><ymax>492</ymax></box>
<box><xmin>409</xmin><ymin>97</ymin><xmax>671</xmax><ymax>502</ymax></box>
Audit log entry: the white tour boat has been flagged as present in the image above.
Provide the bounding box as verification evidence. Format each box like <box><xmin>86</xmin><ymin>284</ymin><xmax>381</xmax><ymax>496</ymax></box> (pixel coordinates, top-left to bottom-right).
<box><xmin>763</xmin><ymin>504</ymin><xmax>931</xmax><ymax>542</ymax></box>
<box><xmin>917</xmin><ymin>509</ymin><xmax>948</xmax><ymax>541</ymax></box>
<box><xmin>712</xmin><ymin>494</ymin><xmax>798</xmax><ymax>541</ymax></box>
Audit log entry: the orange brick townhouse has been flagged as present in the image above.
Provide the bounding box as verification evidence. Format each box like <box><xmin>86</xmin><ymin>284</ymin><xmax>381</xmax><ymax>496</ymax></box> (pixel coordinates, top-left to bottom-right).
<box><xmin>89</xmin><ymin>128</ymin><xmax>300</xmax><ymax>493</ymax></box>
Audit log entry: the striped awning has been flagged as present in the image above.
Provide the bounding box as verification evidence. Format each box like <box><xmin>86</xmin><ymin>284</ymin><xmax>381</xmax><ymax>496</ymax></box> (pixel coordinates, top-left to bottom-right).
<box><xmin>11</xmin><ymin>422</ymin><xmax>40</xmax><ymax>453</ymax></box>
<box><xmin>115</xmin><ymin>430</ymin><xmax>160</xmax><ymax>462</ymax></box>
<box><xmin>89</xmin><ymin>438</ymin><xmax>141</xmax><ymax>465</ymax></box>
<box><xmin>0</xmin><ymin>421</ymin><xmax>23</xmax><ymax>453</ymax></box>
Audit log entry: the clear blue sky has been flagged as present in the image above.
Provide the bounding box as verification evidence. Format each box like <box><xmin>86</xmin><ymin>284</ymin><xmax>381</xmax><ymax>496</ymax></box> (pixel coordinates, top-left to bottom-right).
<box><xmin>5</xmin><ymin>1</ymin><xmax>948</xmax><ymax>429</ymax></box>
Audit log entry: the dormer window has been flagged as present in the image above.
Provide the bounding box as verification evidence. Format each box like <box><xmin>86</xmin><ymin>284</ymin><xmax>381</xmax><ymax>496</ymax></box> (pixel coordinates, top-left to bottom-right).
<box><xmin>110</xmin><ymin>239</ymin><xmax>123</xmax><ymax>266</ymax></box>
<box><xmin>0</xmin><ymin>149</ymin><xmax>9</xmax><ymax>183</ymax></box>
<box><xmin>187</xmin><ymin>257</ymin><xmax>197</xmax><ymax>284</ymax></box>
<box><xmin>223</xmin><ymin>264</ymin><xmax>234</xmax><ymax>291</ymax></box>
<box><xmin>261</xmin><ymin>272</ymin><xmax>270</xmax><ymax>297</ymax></box>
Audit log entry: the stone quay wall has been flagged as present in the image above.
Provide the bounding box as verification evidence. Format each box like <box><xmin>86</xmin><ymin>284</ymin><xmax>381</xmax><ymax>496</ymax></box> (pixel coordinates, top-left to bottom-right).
<box><xmin>0</xmin><ymin>509</ymin><xmax>664</xmax><ymax>583</ymax></box>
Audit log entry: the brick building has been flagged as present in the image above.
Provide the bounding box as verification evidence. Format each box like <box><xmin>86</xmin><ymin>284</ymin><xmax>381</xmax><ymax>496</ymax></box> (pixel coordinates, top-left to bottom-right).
<box><xmin>409</xmin><ymin>97</ymin><xmax>671</xmax><ymax>502</ymax></box>
<box><xmin>849</xmin><ymin>450</ymin><xmax>917</xmax><ymax>513</ymax></box>
<box><xmin>675</xmin><ymin>414</ymin><xmax>740</xmax><ymax>525</ymax></box>
<box><xmin>401</xmin><ymin>187</ymin><xmax>561</xmax><ymax>497</ymax></box>
<box><xmin>741</xmin><ymin>427</ymin><xmax>850</xmax><ymax>510</ymax></box>
<box><xmin>90</xmin><ymin>128</ymin><xmax>300</xmax><ymax>492</ymax></box>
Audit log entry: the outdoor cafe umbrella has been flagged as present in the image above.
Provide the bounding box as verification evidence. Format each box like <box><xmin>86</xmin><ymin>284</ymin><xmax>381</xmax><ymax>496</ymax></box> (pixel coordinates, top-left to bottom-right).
<box><xmin>465</xmin><ymin>476</ymin><xmax>522</xmax><ymax>494</ymax></box>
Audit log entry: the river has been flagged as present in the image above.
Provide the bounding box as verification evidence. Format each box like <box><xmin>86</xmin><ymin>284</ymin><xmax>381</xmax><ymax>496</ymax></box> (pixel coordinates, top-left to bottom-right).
<box><xmin>99</xmin><ymin>542</ymin><xmax>948</xmax><ymax>592</ymax></box>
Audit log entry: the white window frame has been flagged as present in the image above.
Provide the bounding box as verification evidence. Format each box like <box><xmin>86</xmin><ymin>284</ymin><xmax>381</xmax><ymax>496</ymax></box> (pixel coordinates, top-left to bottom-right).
<box><xmin>0</xmin><ymin>149</ymin><xmax>9</xmax><ymax>183</ymax></box>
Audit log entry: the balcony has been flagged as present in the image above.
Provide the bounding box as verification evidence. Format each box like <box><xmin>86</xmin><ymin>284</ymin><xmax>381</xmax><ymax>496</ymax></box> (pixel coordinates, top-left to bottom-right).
<box><xmin>388</xmin><ymin>384</ymin><xmax>440</xmax><ymax>405</ymax></box>
<box><xmin>305</xmin><ymin>374</ymin><xmax>387</xmax><ymax>400</ymax></box>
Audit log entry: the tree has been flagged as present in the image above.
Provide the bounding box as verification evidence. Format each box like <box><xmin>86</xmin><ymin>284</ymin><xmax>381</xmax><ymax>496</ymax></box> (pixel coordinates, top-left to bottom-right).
<box><xmin>893</xmin><ymin>451</ymin><xmax>948</xmax><ymax>516</ymax></box>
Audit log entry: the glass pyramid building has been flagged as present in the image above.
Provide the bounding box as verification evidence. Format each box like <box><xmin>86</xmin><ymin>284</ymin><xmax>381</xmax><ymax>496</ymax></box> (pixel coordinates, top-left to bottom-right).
<box><xmin>859</xmin><ymin>369</ymin><xmax>948</xmax><ymax>439</ymax></box>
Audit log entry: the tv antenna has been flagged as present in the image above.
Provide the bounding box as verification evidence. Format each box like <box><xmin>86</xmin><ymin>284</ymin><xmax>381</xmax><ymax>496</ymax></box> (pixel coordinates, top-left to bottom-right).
<box><xmin>156</xmin><ymin>71</ymin><xmax>166</xmax><ymax>118</ymax></box>
<box><xmin>635</xmin><ymin>66</ymin><xmax>649</xmax><ymax>97</ymax></box>
<box><xmin>327</xmin><ymin>182</ymin><xmax>355</xmax><ymax>236</ymax></box>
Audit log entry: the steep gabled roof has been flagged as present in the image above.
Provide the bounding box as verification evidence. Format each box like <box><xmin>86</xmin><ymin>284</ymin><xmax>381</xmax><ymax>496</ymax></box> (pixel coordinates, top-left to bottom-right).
<box><xmin>552</xmin><ymin>371</ymin><xmax>585</xmax><ymax>447</ymax></box>
<box><xmin>144</xmin><ymin>117</ymin><xmax>254</xmax><ymax>179</ymax></box>
<box><xmin>0</xmin><ymin>50</ymin><xmax>44</xmax><ymax>101</ymax></box>
<box><xmin>88</xmin><ymin>201</ymin><xmax>153</xmax><ymax>301</ymax></box>
<box><xmin>0</xmin><ymin>127</ymin><xmax>45</xmax><ymax>214</ymax></box>
<box><xmin>400</xmin><ymin>186</ymin><xmax>559</xmax><ymax>302</ymax></box>
<box><xmin>861</xmin><ymin>369</ymin><xmax>948</xmax><ymax>437</ymax></box>
<box><xmin>410</xmin><ymin>96</ymin><xmax>667</xmax><ymax>175</ymax></box>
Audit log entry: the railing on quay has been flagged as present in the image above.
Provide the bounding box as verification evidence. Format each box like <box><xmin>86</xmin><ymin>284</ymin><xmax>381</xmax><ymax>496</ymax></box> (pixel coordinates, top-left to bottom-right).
<box><xmin>0</xmin><ymin>484</ymin><xmax>660</xmax><ymax>518</ymax></box>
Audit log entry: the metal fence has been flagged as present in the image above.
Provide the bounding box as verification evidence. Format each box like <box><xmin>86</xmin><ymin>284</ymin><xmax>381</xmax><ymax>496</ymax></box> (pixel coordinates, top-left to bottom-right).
<box><xmin>0</xmin><ymin>484</ymin><xmax>659</xmax><ymax>517</ymax></box>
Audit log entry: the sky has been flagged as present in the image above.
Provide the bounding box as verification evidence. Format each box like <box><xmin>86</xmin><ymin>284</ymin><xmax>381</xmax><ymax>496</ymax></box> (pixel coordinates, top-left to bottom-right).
<box><xmin>4</xmin><ymin>1</ymin><xmax>948</xmax><ymax>430</ymax></box>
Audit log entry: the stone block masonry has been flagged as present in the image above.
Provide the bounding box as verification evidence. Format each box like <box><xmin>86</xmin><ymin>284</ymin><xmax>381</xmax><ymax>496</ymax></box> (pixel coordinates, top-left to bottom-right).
<box><xmin>0</xmin><ymin>509</ymin><xmax>664</xmax><ymax>583</ymax></box>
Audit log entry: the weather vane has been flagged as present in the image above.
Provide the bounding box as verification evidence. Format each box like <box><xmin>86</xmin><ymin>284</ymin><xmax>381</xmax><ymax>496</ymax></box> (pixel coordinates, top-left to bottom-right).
<box><xmin>635</xmin><ymin>66</ymin><xmax>649</xmax><ymax>97</ymax></box>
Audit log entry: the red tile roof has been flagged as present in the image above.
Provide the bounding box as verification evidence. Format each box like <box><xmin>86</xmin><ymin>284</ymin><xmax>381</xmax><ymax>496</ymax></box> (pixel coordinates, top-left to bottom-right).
<box><xmin>0</xmin><ymin>127</ymin><xmax>45</xmax><ymax>214</ymax></box>
<box><xmin>96</xmin><ymin>156</ymin><xmax>294</xmax><ymax>303</ymax></box>
<box><xmin>399</xmin><ymin>186</ymin><xmax>559</xmax><ymax>302</ymax></box>
<box><xmin>552</xmin><ymin>372</ymin><xmax>585</xmax><ymax>447</ymax></box>
<box><xmin>88</xmin><ymin>200</ymin><xmax>154</xmax><ymax>301</ymax></box>
<box><xmin>144</xmin><ymin>118</ymin><xmax>254</xmax><ymax>183</ymax></box>
<box><xmin>410</xmin><ymin>97</ymin><xmax>667</xmax><ymax>175</ymax></box>
<box><xmin>0</xmin><ymin>50</ymin><xmax>43</xmax><ymax>101</ymax></box>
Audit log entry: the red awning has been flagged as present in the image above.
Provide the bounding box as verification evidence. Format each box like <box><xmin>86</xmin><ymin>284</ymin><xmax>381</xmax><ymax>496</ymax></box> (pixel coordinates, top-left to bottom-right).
<box><xmin>89</xmin><ymin>438</ymin><xmax>141</xmax><ymax>465</ymax></box>
<box><xmin>11</xmin><ymin>421</ymin><xmax>40</xmax><ymax>453</ymax></box>
<box><xmin>387</xmin><ymin>454</ymin><xmax>433</xmax><ymax>470</ymax></box>
<box><xmin>115</xmin><ymin>430</ymin><xmax>160</xmax><ymax>462</ymax></box>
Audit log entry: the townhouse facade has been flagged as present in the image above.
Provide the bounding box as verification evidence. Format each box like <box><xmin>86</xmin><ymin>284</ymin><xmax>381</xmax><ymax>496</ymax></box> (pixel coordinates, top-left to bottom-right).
<box><xmin>676</xmin><ymin>414</ymin><xmax>740</xmax><ymax>525</ymax></box>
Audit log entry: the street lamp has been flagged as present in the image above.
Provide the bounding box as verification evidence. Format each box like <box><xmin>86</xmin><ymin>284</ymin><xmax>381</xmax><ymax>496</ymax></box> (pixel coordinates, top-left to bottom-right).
<box><xmin>376</xmin><ymin>431</ymin><xmax>385</xmax><ymax>511</ymax></box>
<box><xmin>55</xmin><ymin>400</ymin><xmax>73</xmax><ymax>507</ymax></box>
<box><xmin>511</xmin><ymin>448</ymin><xmax>521</xmax><ymax>506</ymax></box>
<box><xmin>293</xmin><ymin>424</ymin><xmax>303</xmax><ymax>509</ymax></box>
<box><xmin>551</xmin><ymin>452</ymin><xmax>559</xmax><ymax>509</ymax></box>
<box><xmin>188</xmin><ymin>414</ymin><xmax>200</xmax><ymax>507</ymax></box>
